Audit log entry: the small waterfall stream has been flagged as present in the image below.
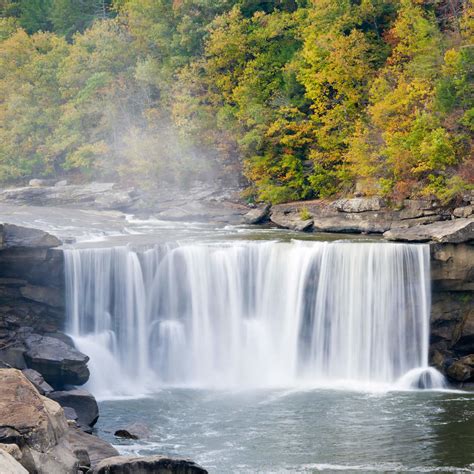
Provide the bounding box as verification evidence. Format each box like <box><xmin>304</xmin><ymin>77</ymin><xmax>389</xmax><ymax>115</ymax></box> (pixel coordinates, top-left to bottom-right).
<box><xmin>64</xmin><ymin>240</ymin><xmax>444</xmax><ymax>397</ymax></box>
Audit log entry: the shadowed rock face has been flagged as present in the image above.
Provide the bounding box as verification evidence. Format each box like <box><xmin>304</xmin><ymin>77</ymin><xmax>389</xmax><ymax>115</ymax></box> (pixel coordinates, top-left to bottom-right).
<box><xmin>49</xmin><ymin>389</ymin><xmax>99</xmax><ymax>428</ymax></box>
<box><xmin>429</xmin><ymin>243</ymin><xmax>474</xmax><ymax>384</ymax></box>
<box><xmin>24</xmin><ymin>336</ymin><xmax>90</xmax><ymax>388</ymax></box>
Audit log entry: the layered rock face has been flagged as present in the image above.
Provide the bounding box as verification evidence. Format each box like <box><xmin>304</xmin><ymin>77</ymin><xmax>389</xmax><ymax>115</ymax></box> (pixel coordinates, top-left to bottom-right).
<box><xmin>0</xmin><ymin>224</ymin><xmax>91</xmax><ymax>389</ymax></box>
<box><xmin>429</xmin><ymin>243</ymin><xmax>474</xmax><ymax>384</ymax></box>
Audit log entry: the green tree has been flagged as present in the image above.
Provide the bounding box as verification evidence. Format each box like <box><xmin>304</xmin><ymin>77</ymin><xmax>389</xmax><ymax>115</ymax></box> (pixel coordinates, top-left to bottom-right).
<box><xmin>18</xmin><ymin>0</ymin><xmax>52</xmax><ymax>33</ymax></box>
<box><xmin>50</xmin><ymin>0</ymin><xmax>112</xmax><ymax>39</ymax></box>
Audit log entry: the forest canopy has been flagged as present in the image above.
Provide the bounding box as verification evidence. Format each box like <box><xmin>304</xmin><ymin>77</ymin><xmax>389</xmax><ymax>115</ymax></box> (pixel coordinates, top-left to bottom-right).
<box><xmin>0</xmin><ymin>0</ymin><xmax>473</xmax><ymax>203</ymax></box>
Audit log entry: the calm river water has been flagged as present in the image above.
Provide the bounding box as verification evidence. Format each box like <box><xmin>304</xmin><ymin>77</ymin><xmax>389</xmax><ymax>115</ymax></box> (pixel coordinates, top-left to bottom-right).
<box><xmin>96</xmin><ymin>388</ymin><xmax>474</xmax><ymax>473</ymax></box>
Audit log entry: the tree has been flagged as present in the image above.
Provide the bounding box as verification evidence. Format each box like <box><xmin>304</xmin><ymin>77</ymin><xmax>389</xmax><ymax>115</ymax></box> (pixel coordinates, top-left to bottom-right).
<box><xmin>18</xmin><ymin>0</ymin><xmax>52</xmax><ymax>33</ymax></box>
<box><xmin>49</xmin><ymin>0</ymin><xmax>112</xmax><ymax>39</ymax></box>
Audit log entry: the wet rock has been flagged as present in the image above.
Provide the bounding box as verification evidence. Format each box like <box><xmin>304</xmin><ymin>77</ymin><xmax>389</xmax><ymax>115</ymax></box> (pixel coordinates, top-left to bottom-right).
<box><xmin>49</xmin><ymin>389</ymin><xmax>99</xmax><ymax>428</ymax></box>
<box><xmin>446</xmin><ymin>355</ymin><xmax>474</xmax><ymax>382</ymax></box>
<box><xmin>0</xmin><ymin>224</ymin><xmax>61</xmax><ymax>249</ymax></box>
<box><xmin>55</xmin><ymin>180</ymin><xmax>68</xmax><ymax>187</ymax></box>
<box><xmin>94</xmin><ymin>455</ymin><xmax>208</xmax><ymax>474</ymax></box>
<box><xmin>114</xmin><ymin>422</ymin><xmax>150</xmax><ymax>440</ymax></box>
<box><xmin>24</xmin><ymin>335</ymin><xmax>89</xmax><ymax>388</ymax></box>
<box><xmin>21</xmin><ymin>368</ymin><xmax>53</xmax><ymax>395</ymax></box>
<box><xmin>243</xmin><ymin>204</ymin><xmax>271</xmax><ymax>224</ymax></box>
<box><xmin>453</xmin><ymin>206</ymin><xmax>473</xmax><ymax>218</ymax></box>
<box><xmin>384</xmin><ymin>218</ymin><xmax>474</xmax><ymax>243</ymax></box>
<box><xmin>333</xmin><ymin>197</ymin><xmax>384</xmax><ymax>213</ymax></box>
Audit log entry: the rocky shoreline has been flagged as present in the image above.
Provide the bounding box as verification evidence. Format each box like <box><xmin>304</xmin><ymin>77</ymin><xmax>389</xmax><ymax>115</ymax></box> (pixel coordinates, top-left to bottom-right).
<box><xmin>0</xmin><ymin>183</ymin><xmax>472</xmax><ymax>472</ymax></box>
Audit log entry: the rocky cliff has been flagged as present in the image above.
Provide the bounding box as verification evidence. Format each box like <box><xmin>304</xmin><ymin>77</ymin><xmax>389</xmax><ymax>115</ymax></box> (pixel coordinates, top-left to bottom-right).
<box><xmin>429</xmin><ymin>243</ymin><xmax>474</xmax><ymax>385</ymax></box>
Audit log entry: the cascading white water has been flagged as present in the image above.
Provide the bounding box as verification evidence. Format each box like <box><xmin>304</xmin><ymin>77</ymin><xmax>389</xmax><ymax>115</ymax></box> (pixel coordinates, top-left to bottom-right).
<box><xmin>64</xmin><ymin>240</ymin><xmax>445</xmax><ymax>397</ymax></box>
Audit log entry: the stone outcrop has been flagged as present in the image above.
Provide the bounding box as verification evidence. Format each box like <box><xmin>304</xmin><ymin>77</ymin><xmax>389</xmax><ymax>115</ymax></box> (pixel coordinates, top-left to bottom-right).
<box><xmin>384</xmin><ymin>218</ymin><xmax>474</xmax><ymax>243</ymax></box>
<box><xmin>243</xmin><ymin>204</ymin><xmax>271</xmax><ymax>224</ymax></box>
<box><xmin>0</xmin><ymin>368</ymin><xmax>79</xmax><ymax>473</ymax></box>
<box><xmin>429</xmin><ymin>243</ymin><xmax>474</xmax><ymax>384</ymax></box>
<box><xmin>49</xmin><ymin>389</ymin><xmax>99</xmax><ymax>429</ymax></box>
<box><xmin>94</xmin><ymin>455</ymin><xmax>208</xmax><ymax>474</ymax></box>
<box><xmin>0</xmin><ymin>182</ymin><xmax>139</xmax><ymax>212</ymax></box>
<box><xmin>266</xmin><ymin>198</ymin><xmax>455</xmax><ymax>235</ymax></box>
<box><xmin>0</xmin><ymin>369</ymin><xmax>119</xmax><ymax>473</ymax></box>
<box><xmin>24</xmin><ymin>335</ymin><xmax>90</xmax><ymax>388</ymax></box>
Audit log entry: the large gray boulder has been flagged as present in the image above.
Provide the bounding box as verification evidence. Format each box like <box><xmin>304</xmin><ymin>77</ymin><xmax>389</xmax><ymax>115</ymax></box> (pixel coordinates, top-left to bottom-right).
<box><xmin>94</xmin><ymin>455</ymin><xmax>208</xmax><ymax>474</ymax></box>
<box><xmin>243</xmin><ymin>205</ymin><xmax>271</xmax><ymax>224</ymax></box>
<box><xmin>24</xmin><ymin>335</ymin><xmax>89</xmax><ymax>388</ymax></box>
<box><xmin>49</xmin><ymin>389</ymin><xmax>99</xmax><ymax>428</ymax></box>
<box><xmin>0</xmin><ymin>224</ymin><xmax>61</xmax><ymax>249</ymax></box>
<box><xmin>384</xmin><ymin>218</ymin><xmax>474</xmax><ymax>243</ymax></box>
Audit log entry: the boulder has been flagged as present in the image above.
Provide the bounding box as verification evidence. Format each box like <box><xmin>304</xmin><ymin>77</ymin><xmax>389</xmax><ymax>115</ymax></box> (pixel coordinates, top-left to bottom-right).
<box><xmin>94</xmin><ymin>455</ymin><xmax>208</xmax><ymax>474</ymax></box>
<box><xmin>0</xmin><ymin>368</ymin><xmax>79</xmax><ymax>473</ymax></box>
<box><xmin>67</xmin><ymin>427</ymin><xmax>118</xmax><ymax>468</ymax></box>
<box><xmin>453</xmin><ymin>206</ymin><xmax>473</xmax><ymax>218</ymax></box>
<box><xmin>55</xmin><ymin>180</ymin><xmax>68</xmax><ymax>187</ymax></box>
<box><xmin>22</xmin><ymin>368</ymin><xmax>53</xmax><ymax>395</ymax></box>
<box><xmin>49</xmin><ymin>389</ymin><xmax>99</xmax><ymax>428</ymax></box>
<box><xmin>24</xmin><ymin>335</ymin><xmax>89</xmax><ymax>388</ymax></box>
<box><xmin>0</xmin><ymin>442</ymin><xmax>23</xmax><ymax>463</ymax></box>
<box><xmin>0</xmin><ymin>447</ymin><xmax>28</xmax><ymax>473</ymax></box>
<box><xmin>446</xmin><ymin>355</ymin><xmax>474</xmax><ymax>382</ymax></box>
<box><xmin>384</xmin><ymin>218</ymin><xmax>474</xmax><ymax>243</ymax></box>
<box><xmin>333</xmin><ymin>197</ymin><xmax>384</xmax><ymax>213</ymax></box>
<box><xmin>243</xmin><ymin>205</ymin><xmax>271</xmax><ymax>224</ymax></box>
<box><xmin>0</xmin><ymin>224</ymin><xmax>61</xmax><ymax>249</ymax></box>
<box><xmin>114</xmin><ymin>422</ymin><xmax>150</xmax><ymax>440</ymax></box>
<box><xmin>270</xmin><ymin>210</ymin><xmax>313</xmax><ymax>232</ymax></box>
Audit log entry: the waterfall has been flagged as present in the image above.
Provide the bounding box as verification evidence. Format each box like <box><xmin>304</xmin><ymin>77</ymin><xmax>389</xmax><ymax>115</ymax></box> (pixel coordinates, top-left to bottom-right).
<box><xmin>64</xmin><ymin>240</ymin><xmax>445</xmax><ymax>397</ymax></box>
